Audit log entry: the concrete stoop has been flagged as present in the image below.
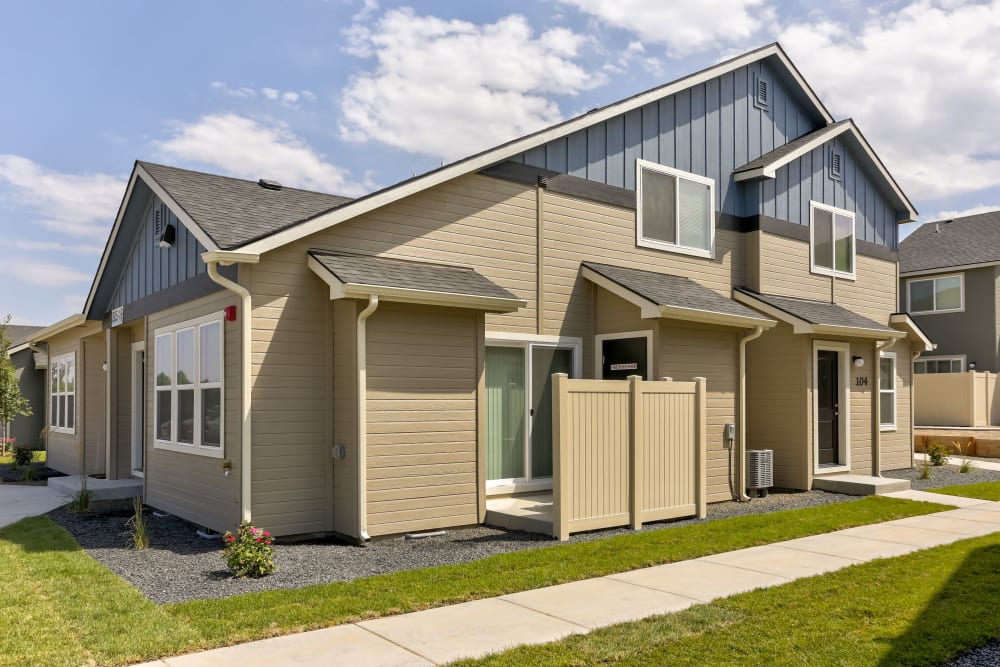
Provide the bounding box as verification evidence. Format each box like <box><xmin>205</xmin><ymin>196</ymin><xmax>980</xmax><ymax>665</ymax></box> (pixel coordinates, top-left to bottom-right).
<box><xmin>48</xmin><ymin>475</ymin><xmax>143</xmax><ymax>501</ymax></box>
<box><xmin>485</xmin><ymin>493</ymin><xmax>554</xmax><ymax>535</ymax></box>
<box><xmin>811</xmin><ymin>474</ymin><xmax>910</xmax><ymax>496</ymax></box>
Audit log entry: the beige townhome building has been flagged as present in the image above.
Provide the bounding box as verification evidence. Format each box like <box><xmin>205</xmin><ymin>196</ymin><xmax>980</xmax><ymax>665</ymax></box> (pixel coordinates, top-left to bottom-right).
<box><xmin>28</xmin><ymin>43</ymin><xmax>931</xmax><ymax>540</ymax></box>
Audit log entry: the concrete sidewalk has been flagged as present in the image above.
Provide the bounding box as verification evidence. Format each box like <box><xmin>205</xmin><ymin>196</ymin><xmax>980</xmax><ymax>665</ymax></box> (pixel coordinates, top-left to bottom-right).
<box><xmin>0</xmin><ymin>484</ymin><xmax>67</xmax><ymax>529</ymax></box>
<box><xmin>132</xmin><ymin>491</ymin><xmax>1000</xmax><ymax>667</ymax></box>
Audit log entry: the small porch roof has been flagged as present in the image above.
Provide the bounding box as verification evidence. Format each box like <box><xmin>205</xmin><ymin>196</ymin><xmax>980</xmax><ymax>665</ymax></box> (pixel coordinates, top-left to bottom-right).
<box><xmin>888</xmin><ymin>313</ymin><xmax>936</xmax><ymax>353</ymax></box>
<box><xmin>734</xmin><ymin>287</ymin><xmax>903</xmax><ymax>339</ymax></box>
<box><xmin>307</xmin><ymin>251</ymin><xmax>526</xmax><ymax>313</ymax></box>
<box><xmin>581</xmin><ymin>262</ymin><xmax>776</xmax><ymax>328</ymax></box>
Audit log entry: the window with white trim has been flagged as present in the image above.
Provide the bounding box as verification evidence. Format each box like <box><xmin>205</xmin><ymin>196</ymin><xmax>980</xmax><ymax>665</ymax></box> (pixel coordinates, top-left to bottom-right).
<box><xmin>913</xmin><ymin>356</ymin><xmax>964</xmax><ymax>374</ymax></box>
<box><xmin>879</xmin><ymin>352</ymin><xmax>896</xmax><ymax>430</ymax></box>
<box><xmin>636</xmin><ymin>159</ymin><xmax>715</xmax><ymax>258</ymax></box>
<box><xmin>49</xmin><ymin>353</ymin><xmax>75</xmax><ymax>433</ymax></box>
<box><xmin>907</xmin><ymin>274</ymin><xmax>963</xmax><ymax>314</ymax></box>
<box><xmin>810</xmin><ymin>201</ymin><xmax>855</xmax><ymax>279</ymax></box>
<box><xmin>154</xmin><ymin>314</ymin><xmax>223</xmax><ymax>456</ymax></box>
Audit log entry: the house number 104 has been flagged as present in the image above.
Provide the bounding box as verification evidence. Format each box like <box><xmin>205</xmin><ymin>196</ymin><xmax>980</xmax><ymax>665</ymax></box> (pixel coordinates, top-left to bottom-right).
<box><xmin>855</xmin><ymin>377</ymin><xmax>869</xmax><ymax>386</ymax></box>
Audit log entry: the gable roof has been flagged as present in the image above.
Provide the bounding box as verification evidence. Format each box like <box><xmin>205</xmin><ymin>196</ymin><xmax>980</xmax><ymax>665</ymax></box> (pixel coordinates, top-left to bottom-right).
<box><xmin>5</xmin><ymin>325</ymin><xmax>44</xmax><ymax>348</ymax></box>
<box><xmin>733</xmin><ymin>119</ymin><xmax>917</xmax><ymax>222</ymax></box>
<box><xmin>734</xmin><ymin>288</ymin><xmax>900</xmax><ymax>338</ymax></box>
<box><xmin>581</xmin><ymin>262</ymin><xmax>775</xmax><ymax>328</ymax></box>
<box><xmin>900</xmin><ymin>210</ymin><xmax>1000</xmax><ymax>276</ymax></box>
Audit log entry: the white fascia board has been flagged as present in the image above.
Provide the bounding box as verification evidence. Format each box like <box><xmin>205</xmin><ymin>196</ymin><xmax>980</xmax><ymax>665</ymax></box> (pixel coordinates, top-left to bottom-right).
<box><xmin>239</xmin><ymin>44</ymin><xmax>833</xmax><ymax>256</ymax></box>
<box><xmin>136</xmin><ymin>163</ymin><xmax>220</xmax><ymax>252</ymax></box>
<box><xmin>580</xmin><ymin>267</ymin><xmax>662</xmax><ymax>319</ymax></box>
<box><xmin>26</xmin><ymin>313</ymin><xmax>88</xmax><ymax>344</ymax></box>
<box><xmin>812</xmin><ymin>324</ymin><xmax>905</xmax><ymax>340</ymax></box>
<box><xmin>889</xmin><ymin>313</ymin><xmax>936</xmax><ymax>352</ymax></box>
<box><xmin>8</xmin><ymin>342</ymin><xmax>30</xmax><ymax>355</ymax></box>
<box><xmin>733</xmin><ymin>291</ymin><xmax>814</xmax><ymax>334</ymax></box>
<box><xmin>201</xmin><ymin>251</ymin><xmax>260</xmax><ymax>266</ymax></box>
<box><xmin>900</xmin><ymin>261</ymin><xmax>1000</xmax><ymax>278</ymax></box>
<box><xmin>83</xmin><ymin>169</ymin><xmax>139</xmax><ymax>316</ymax></box>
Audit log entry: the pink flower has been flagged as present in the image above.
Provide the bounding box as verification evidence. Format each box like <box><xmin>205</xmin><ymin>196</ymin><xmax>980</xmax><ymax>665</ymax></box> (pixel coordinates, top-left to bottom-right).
<box><xmin>225</xmin><ymin>535</ymin><xmax>235</xmax><ymax>543</ymax></box>
<box><xmin>262</xmin><ymin>531</ymin><xmax>270</xmax><ymax>537</ymax></box>
<box><xmin>255</xmin><ymin>537</ymin><xmax>262</xmax><ymax>543</ymax></box>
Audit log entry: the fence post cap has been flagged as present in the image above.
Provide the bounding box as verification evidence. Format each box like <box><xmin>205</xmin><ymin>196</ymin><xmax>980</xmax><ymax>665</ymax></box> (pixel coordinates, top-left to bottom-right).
<box><xmin>660</xmin><ymin>377</ymin><xmax>673</xmax><ymax>382</ymax></box>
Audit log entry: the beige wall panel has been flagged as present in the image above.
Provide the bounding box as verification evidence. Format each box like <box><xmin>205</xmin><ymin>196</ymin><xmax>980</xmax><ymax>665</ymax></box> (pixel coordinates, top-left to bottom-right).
<box><xmin>332</xmin><ymin>299</ymin><xmax>358</xmax><ymax>538</ymax></box>
<box><xmin>43</xmin><ymin>324</ymin><xmax>100</xmax><ymax>476</ymax></box>
<box><xmin>112</xmin><ymin>325</ymin><xmax>142</xmax><ymax>479</ymax></box>
<box><xmin>834</xmin><ymin>255</ymin><xmax>899</xmax><ymax>324</ymax></box>
<box><xmin>145</xmin><ymin>291</ymin><xmax>241</xmax><ymax>534</ymax></box>
<box><xmin>364</xmin><ymin>302</ymin><xmax>480</xmax><ymax>536</ymax></box>
<box><xmin>744</xmin><ymin>231</ymin><xmax>761</xmax><ymax>292</ymax></box>
<box><xmin>849</xmin><ymin>342</ymin><xmax>873</xmax><ymax>475</ymax></box>
<box><xmin>82</xmin><ymin>336</ymin><xmax>106</xmax><ymax>476</ymax></box>
<box><xmin>747</xmin><ymin>323</ymin><xmax>809</xmax><ymax>490</ymax></box>
<box><xmin>757</xmin><ymin>233</ymin><xmax>831</xmax><ymax>301</ymax></box>
<box><xmin>881</xmin><ymin>340</ymin><xmax>913</xmax><ymax>471</ymax></box>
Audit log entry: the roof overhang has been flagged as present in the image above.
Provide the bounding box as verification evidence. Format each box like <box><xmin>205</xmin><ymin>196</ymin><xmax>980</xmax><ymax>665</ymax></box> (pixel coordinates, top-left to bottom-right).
<box><xmin>307</xmin><ymin>255</ymin><xmax>525</xmax><ymax>313</ymax></box>
<box><xmin>202</xmin><ymin>250</ymin><xmax>261</xmax><ymax>266</ymax></box>
<box><xmin>900</xmin><ymin>260</ymin><xmax>1000</xmax><ymax>278</ymax></box>
<box><xmin>25</xmin><ymin>314</ymin><xmax>93</xmax><ymax>344</ymax></box>
<box><xmin>234</xmin><ymin>44</ymin><xmax>831</xmax><ymax>256</ymax></box>
<box><xmin>733</xmin><ymin>290</ymin><xmax>904</xmax><ymax>340</ymax></box>
<box><xmin>889</xmin><ymin>313</ymin><xmax>936</xmax><ymax>353</ymax></box>
<box><xmin>733</xmin><ymin>120</ymin><xmax>917</xmax><ymax>223</ymax></box>
<box><xmin>582</xmin><ymin>266</ymin><xmax>776</xmax><ymax>329</ymax></box>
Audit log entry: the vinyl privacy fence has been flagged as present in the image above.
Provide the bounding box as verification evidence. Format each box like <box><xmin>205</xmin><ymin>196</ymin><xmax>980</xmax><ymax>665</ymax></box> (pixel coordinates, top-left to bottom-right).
<box><xmin>551</xmin><ymin>374</ymin><xmax>707</xmax><ymax>541</ymax></box>
<box><xmin>914</xmin><ymin>371</ymin><xmax>1000</xmax><ymax>427</ymax></box>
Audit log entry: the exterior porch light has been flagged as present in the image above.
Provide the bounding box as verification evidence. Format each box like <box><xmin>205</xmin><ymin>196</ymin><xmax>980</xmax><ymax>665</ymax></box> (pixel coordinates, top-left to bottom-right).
<box><xmin>969</xmin><ymin>361</ymin><xmax>977</xmax><ymax>370</ymax></box>
<box><xmin>852</xmin><ymin>355</ymin><xmax>864</xmax><ymax>368</ymax></box>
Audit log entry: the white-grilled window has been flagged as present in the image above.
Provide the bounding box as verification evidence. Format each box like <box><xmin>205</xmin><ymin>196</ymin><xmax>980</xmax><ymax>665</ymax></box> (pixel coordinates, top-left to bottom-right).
<box><xmin>49</xmin><ymin>353</ymin><xmax>75</xmax><ymax>433</ymax></box>
<box><xmin>154</xmin><ymin>314</ymin><xmax>223</xmax><ymax>457</ymax></box>
<box><xmin>908</xmin><ymin>274</ymin><xmax>963</xmax><ymax>314</ymax></box>
<box><xmin>810</xmin><ymin>201</ymin><xmax>855</xmax><ymax>279</ymax></box>
<box><xmin>913</xmin><ymin>356</ymin><xmax>964</xmax><ymax>374</ymax></box>
<box><xmin>879</xmin><ymin>352</ymin><xmax>896</xmax><ymax>431</ymax></box>
<box><xmin>636</xmin><ymin>159</ymin><xmax>715</xmax><ymax>259</ymax></box>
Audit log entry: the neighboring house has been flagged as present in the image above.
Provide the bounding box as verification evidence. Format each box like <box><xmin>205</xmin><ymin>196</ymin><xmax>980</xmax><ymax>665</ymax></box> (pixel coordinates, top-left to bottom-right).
<box><xmin>28</xmin><ymin>43</ymin><xmax>931</xmax><ymax>539</ymax></box>
<box><xmin>5</xmin><ymin>325</ymin><xmax>46</xmax><ymax>449</ymax></box>
<box><xmin>899</xmin><ymin>210</ymin><xmax>1000</xmax><ymax>373</ymax></box>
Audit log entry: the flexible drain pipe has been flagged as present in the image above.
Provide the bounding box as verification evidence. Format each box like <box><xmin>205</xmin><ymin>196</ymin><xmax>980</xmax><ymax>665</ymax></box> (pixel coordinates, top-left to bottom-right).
<box><xmin>737</xmin><ymin>326</ymin><xmax>765</xmax><ymax>502</ymax></box>
<box><xmin>356</xmin><ymin>295</ymin><xmax>379</xmax><ymax>542</ymax></box>
<box><xmin>872</xmin><ymin>338</ymin><xmax>897</xmax><ymax>477</ymax></box>
<box><xmin>205</xmin><ymin>258</ymin><xmax>255</xmax><ymax>523</ymax></box>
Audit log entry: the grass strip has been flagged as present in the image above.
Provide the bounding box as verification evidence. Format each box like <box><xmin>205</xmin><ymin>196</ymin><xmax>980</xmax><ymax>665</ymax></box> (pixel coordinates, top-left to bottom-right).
<box><xmin>0</xmin><ymin>496</ymin><xmax>949</xmax><ymax>666</ymax></box>
<box><xmin>454</xmin><ymin>532</ymin><xmax>1000</xmax><ymax>667</ymax></box>
<box><xmin>930</xmin><ymin>480</ymin><xmax>1000</xmax><ymax>501</ymax></box>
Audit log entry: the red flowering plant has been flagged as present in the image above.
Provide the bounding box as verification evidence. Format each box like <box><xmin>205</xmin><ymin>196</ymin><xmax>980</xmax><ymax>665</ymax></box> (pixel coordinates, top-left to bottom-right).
<box><xmin>221</xmin><ymin>521</ymin><xmax>276</xmax><ymax>578</ymax></box>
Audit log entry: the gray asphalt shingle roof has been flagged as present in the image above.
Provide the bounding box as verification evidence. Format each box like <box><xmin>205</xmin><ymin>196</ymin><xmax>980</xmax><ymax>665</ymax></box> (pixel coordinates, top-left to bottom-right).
<box><xmin>5</xmin><ymin>325</ymin><xmax>43</xmax><ymax>348</ymax></box>
<box><xmin>582</xmin><ymin>262</ymin><xmax>772</xmax><ymax>323</ymax></box>
<box><xmin>139</xmin><ymin>162</ymin><xmax>353</xmax><ymax>250</ymax></box>
<box><xmin>308</xmin><ymin>251</ymin><xmax>520</xmax><ymax>302</ymax></box>
<box><xmin>734</xmin><ymin>120</ymin><xmax>851</xmax><ymax>173</ymax></box>
<box><xmin>899</xmin><ymin>210</ymin><xmax>1000</xmax><ymax>274</ymax></box>
<box><xmin>735</xmin><ymin>288</ymin><xmax>894</xmax><ymax>332</ymax></box>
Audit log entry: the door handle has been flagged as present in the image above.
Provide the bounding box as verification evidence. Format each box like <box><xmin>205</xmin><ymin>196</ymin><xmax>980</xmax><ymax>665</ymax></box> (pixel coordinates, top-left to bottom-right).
<box><xmin>530</xmin><ymin>409</ymin><xmax>534</xmax><ymax>417</ymax></box>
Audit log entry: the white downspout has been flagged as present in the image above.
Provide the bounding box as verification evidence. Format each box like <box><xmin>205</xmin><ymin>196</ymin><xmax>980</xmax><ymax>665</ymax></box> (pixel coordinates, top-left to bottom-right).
<box><xmin>356</xmin><ymin>295</ymin><xmax>379</xmax><ymax>541</ymax></box>
<box><xmin>737</xmin><ymin>326</ymin><xmax>765</xmax><ymax>502</ymax></box>
<box><xmin>910</xmin><ymin>347</ymin><xmax>922</xmax><ymax>469</ymax></box>
<box><xmin>872</xmin><ymin>338</ymin><xmax>897</xmax><ymax>477</ymax></box>
<box><xmin>205</xmin><ymin>260</ymin><xmax>254</xmax><ymax>523</ymax></box>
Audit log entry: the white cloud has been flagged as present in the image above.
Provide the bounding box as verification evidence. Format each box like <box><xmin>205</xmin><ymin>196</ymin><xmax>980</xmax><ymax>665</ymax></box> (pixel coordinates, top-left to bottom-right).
<box><xmin>777</xmin><ymin>1</ymin><xmax>1000</xmax><ymax>200</ymax></box>
<box><xmin>0</xmin><ymin>260</ymin><xmax>91</xmax><ymax>288</ymax></box>
<box><xmin>156</xmin><ymin>113</ymin><xmax>368</xmax><ymax>195</ymax></box>
<box><xmin>931</xmin><ymin>204</ymin><xmax>1000</xmax><ymax>221</ymax></box>
<box><xmin>212</xmin><ymin>82</ymin><xmax>315</xmax><ymax>108</ymax></box>
<box><xmin>339</xmin><ymin>9</ymin><xmax>604</xmax><ymax>161</ymax></box>
<box><xmin>260</xmin><ymin>87</ymin><xmax>279</xmax><ymax>100</ymax></box>
<box><xmin>0</xmin><ymin>155</ymin><xmax>125</xmax><ymax>236</ymax></box>
<box><xmin>556</xmin><ymin>0</ymin><xmax>773</xmax><ymax>55</ymax></box>
<box><xmin>0</xmin><ymin>236</ymin><xmax>103</xmax><ymax>254</ymax></box>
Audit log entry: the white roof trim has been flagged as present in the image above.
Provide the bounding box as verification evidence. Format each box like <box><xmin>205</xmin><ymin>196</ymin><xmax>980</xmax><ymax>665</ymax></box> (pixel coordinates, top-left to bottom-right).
<box><xmin>238</xmin><ymin>44</ymin><xmax>833</xmax><ymax>256</ymax></box>
<box><xmin>136</xmin><ymin>163</ymin><xmax>220</xmax><ymax>252</ymax></box>
<box><xmin>83</xmin><ymin>170</ymin><xmax>139</xmax><ymax>317</ymax></box>
<box><xmin>889</xmin><ymin>313</ymin><xmax>936</xmax><ymax>352</ymax></box>
<box><xmin>25</xmin><ymin>314</ymin><xmax>88</xmax><ymax>344</ymax></box>
<box><xmin>900</xmin><ymin>260</ymin><xmax>1000</xmax><ymax>277</ymax></box>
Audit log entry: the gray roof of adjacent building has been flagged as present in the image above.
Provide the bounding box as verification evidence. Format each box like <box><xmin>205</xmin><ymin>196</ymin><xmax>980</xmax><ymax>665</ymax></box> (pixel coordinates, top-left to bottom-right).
<box><xmin>139</xmin><ymin>161</ymin><xmax>354</xmax><ymax>250</ymax></box>
<box><xmin>900</xmin><ymin>210</ymin><xmax>1000</xmax><ymax>274</ymax></box>
<box><xmin>5</xmin><ymin>325</ymin><xmax>44</xmax><ymax>348</ymax></box>
<box><xmin>734</xmin><ymin>287</ymin><xmax>895</xmax><ymax>333</ymax></box>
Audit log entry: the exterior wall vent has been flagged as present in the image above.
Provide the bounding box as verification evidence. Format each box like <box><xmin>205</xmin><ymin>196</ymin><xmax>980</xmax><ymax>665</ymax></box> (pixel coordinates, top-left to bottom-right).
<box><xmin>753</xmin><ymin>73</ymin><xmax>769</xmax><ymax>110</ymax></box>
<box><xmin>829</xmin><ymin>147</ymin><xmax>843</xmax><ymax>181</ymax></box>
<box><xmin>258</xmin><ymin>178</ymin><xmax>283</xmax><ymax>190</ymax></box>
<box><xmin>746</xmin><ymin>449</ymin><xmax>773</xmax><ymax>497</ymax></box>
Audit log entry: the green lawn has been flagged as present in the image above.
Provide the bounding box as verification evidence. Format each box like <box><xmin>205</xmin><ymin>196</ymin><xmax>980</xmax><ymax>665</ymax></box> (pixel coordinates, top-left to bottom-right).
<box><xmin>930</xmin><ymin>480</ymin><xmax>1000</xmax><ymax>501</ymax></box>
<box><xmin>0</xmin><ymin>496</ymin><xmax>948</xmax><ymax>666</ymax></box>
<box><xmin>455</xmin><ymin>532</ymin><xmax>1000</xmax><ymax>667</ymax></box>
<box><xmin>0</xmin><ymin>449</ymin><xmax>46</xmax><ymax>465</ymax></box>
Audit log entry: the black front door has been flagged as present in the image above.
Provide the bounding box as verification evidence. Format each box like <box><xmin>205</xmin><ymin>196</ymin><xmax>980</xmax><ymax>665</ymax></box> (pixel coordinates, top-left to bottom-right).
<box><xmin>601</xmin><ymin>337</ymin><xmax>648</xmax><ymax>380</ymax></box>
<box><xmin>817</xmin><ymin>350</ymin><xmax>840</xmax><ymax>465</ymax></box>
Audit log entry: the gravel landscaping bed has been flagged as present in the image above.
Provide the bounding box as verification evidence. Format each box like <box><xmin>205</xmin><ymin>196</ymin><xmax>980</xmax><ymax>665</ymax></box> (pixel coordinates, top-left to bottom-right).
<box><xmin>883</xmin><ymin>464</ymin><xmax>1000</xmax><ymax>490</ymax></box>
<box><xmin>944</xmin><ymin>641</ymin><xmax>1000</xmax><ymax>667</ymax></box>
<box><xmin>48</xmin><ymin>488</ymin><xmax>855</xmax><ymax>604</ymax></box>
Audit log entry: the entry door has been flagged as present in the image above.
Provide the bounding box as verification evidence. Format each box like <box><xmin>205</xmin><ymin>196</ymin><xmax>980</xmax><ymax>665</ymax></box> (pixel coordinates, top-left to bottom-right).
<box><xmin>816</xmin><ymin>350</ymin><xmax>840</xmax><ymax>466</ymax></box>
<box><xmin>131</xmin><ymin>343</ymin><xmax>145</xmax><ymax>475</ymax></box>
<box><xmin>530</xmin><ymin>347</ymin><xmax>573</xmax><ymax>478</ymax></box>
<box><xmin>601</xmin><ymin>337</ymin><xmax>649</xmax><ymax>380</ymax></box>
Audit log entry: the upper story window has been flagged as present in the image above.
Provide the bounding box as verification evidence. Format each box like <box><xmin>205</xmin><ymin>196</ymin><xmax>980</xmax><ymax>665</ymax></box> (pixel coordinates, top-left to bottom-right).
<box><xmin>154</xmin><ymin>313</ymin><xmax>224</xmax><ymax>458</ymax></box>
<box><xmin>49</xmin><ymin>353</ymin><xmax>75</xmax><ymax>434</ymax></box>
<box><xmin>636</xmin><ymin>159</ymin><xmax>715</xmax><ymax>259</ymax></box>
<box><xmin>907</xmin><ymin>274</ymin><xmax>963</xmax><ymax>315</ymax></box>
<box><xmin>810</xmin><ymin>201</ymin><xmax>855</xmax><ymax>280</ymax></box>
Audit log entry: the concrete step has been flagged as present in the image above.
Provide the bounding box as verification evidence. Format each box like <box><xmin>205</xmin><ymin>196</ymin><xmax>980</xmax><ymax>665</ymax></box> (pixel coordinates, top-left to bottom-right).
<box><xmin>48</xmin><ymin>475</ymin><xmax>143</xmax><ymax>501</ymax></box>
<box><xmin>812</xmin><ymin>474</ymin><xmax>910</xmax><ymax>496</ymax></box>
<box><xmin>485</xmin><ymin>493</ymin><xmax>554</xmax><ymax>536</ymax></box>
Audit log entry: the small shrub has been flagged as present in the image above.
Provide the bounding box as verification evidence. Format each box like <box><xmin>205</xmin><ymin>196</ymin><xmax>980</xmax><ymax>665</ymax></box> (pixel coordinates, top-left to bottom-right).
<box><xmin>19</xmin><ymin>466</ymin><xmax>36</xmax><ymax>482</ymax></box>
<box><xmin>954</xmin><ymin>440</ymin><xmax>975</xmax><ymax>473</ymax></box>
<box><xmin>926</xmin><ymin>442</ymin><xmax>950</xmax><ymax>466</ymax></box>
<box><xmin>125</xmin><ymin>497</ymin><xmax>149</xmax><ymax>549</ymax></box>
<box><xmin>222</xmin><ymin>521</ymin><xmax>275</xmax><ymax>578</ymax></box>
<box><xmin>959</xmin><ymin>458</ymin><xmax>975</xmax><ymax>473</ymax></box>
<box><xmin>11</xmin><ymin>444</ymin><xmax>33</xmax><ymax>468</ymax></box>
<box><xmin>919</xmin><ymin>464</ymin><xmax>932</xmax><ymax>480</ymax></box>
<box><xmin>67</xmin><ymin>479</ymin><xmax>93</xmax><ymax>513</ymax></box>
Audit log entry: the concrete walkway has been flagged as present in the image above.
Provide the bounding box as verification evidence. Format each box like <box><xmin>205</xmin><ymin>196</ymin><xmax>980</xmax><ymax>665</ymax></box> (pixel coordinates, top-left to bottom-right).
<box><xmin>131</xmin><ymin>492</ymin><xmax>1000</xmax><ymax>667</ymax></box>
<box><xmin>0</xmin><ymin>484</ymin><xmax>66</xmax><ymax>529</ymax></box>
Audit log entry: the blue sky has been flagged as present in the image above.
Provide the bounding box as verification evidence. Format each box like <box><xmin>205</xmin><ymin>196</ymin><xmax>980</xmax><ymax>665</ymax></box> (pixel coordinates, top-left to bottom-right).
<box><xmin>3</xmin><ymin>0</ymin><xmax>999</xmax><ymax>324</ymax></box>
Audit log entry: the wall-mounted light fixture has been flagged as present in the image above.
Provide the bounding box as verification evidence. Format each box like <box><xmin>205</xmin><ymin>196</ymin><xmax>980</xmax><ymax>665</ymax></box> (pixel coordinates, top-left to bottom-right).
<box><xmin>158</xmin><ymin>223</ymin><xmax>176</xmax><ymax>249</ymax></box>
<box><xmin>969</xmin><ymin>361</ymin><xmax>977</xmax><ymax>370</ymax></box>
<box><xmin>101</xmin><ymin>361</ymin><xmax>108</xmax><ymax>372</ymax></box>
<box><xmin>852</xmin><ymin>355</ymin><xmax>864</xmax><ymax>368</ymax></box>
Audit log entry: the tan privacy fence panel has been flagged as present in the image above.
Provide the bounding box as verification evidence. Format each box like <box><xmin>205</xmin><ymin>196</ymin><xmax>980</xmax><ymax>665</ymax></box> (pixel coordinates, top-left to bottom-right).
<box><xmin>551</xmin><ymin>374</ymin><xmax>706</xmax><ymax>541</ymax></box>
<box><xmin>915</xmin><ymin>372</ymin><xmax>1000</xmax><ymax>427</ymax></box>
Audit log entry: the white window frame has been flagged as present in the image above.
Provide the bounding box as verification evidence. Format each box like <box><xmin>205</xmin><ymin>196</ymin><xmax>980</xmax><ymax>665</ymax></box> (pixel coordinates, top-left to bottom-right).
<box><xmin>913</xmin><ymin>355</ymin><xmax>966</xmax><ymax>374</ymax></box>
<box><xmin>809</xmin><ymin>201</ymin><xmax>856</xmax><ymax>280</ymax></box>
<box><xmin>153</xmin><ymin>313</ymin><xmax>224</xmax><ymax>458</ymax></box>
<box><xmin>49</xmin><ymin>352</ymin><xmax>76</xmax><ymax>434</ymax></box>
<box><xmin>636</xmin><ymin>159</ymin><xmax>716</xmax><ymax>259</ymax></box>
<box><xmin>812</xmin><ymin>340</ymin><xmax>851</xmax><ymax>475</ymax></box>
<box><xmin>595</xmin><ymin>330</ymin><xmax>655</xmax><ymax>381</ymax></box>
<box><xmin>907</xmin><ymin>273</ymin><xmax>965</xmax><ymax>315</ymax></box>
<box><xmin>879</xmin><ymin>351</ymin><xmax>897</xmax><ymax>432</ymax></box>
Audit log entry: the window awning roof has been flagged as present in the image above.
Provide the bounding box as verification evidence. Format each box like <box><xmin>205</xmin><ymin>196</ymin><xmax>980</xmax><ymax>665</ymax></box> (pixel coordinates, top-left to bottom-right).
<box><xmin>582</xmin><ymin>262</ymin><xmax>776</xmax><ymax>328</ymax></box>
<box><xmin>307</xmin><ymin>251</ymin><xmax>526</xmax><ymax>313</ymax></box>
<box><xmin>734</xmin><ymin>288</ymin><xmax>903</xmax><ymax>339</ymax></box>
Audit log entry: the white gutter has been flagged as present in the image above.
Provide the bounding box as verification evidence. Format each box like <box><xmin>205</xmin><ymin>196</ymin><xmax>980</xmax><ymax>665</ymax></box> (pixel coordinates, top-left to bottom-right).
<box><xmin>737</xmin><ymin>326</ymin><xmax>765</xmax><ymax>501</ymax></box>
<box><xmin>872</xmin><ymin>338</ymin><xmax>897</xmax><ymax>477</ymax></box>
<box><xmin>356</xmin><ymin>295</ymin><xmax>379</xmax><ymax>541</ymax></box>
<box><xmin>203</xmin><ymin>252</ymin><xmax>259</xmax><ymax>524</ymax></box>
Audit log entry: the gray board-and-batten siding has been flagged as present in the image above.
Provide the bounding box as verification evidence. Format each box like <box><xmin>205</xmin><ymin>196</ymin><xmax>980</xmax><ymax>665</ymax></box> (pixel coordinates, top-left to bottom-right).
<box><xmin>510</xmin><ymin>58</ymin><xmax>902</xmax><ymax>249</ymax></box>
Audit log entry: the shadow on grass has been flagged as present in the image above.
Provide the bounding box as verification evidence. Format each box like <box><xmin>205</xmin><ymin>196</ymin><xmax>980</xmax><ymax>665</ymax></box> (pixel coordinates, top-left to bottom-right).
<box><xmin>879</xmin><ymin>543</ymin><xmax>1000</xmax><ymax>666</ymax></box>
<box><xmin>0</xmin><ymin>515</ymin><xmax>80</xmax><ymax>553</ymax></box>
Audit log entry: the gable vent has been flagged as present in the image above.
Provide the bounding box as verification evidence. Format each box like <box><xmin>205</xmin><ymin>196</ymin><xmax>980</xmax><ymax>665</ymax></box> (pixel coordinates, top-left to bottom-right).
<box><xmin>829</xmin><ymin>148</ymin><xmax>843</xmax><ymax>181</ymax></box>
<box><xmin>258</xmin><ymin>178</ymin><xmax>283</xmax><ymax>190</ymax></box>
<box><xmin>753</xmin><ymin>73</ymin><xmax>769</xmax><ymax>110</ymax></box>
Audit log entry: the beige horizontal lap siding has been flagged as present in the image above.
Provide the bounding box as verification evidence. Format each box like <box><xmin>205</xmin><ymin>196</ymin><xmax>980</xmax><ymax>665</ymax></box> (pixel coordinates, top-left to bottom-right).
<box><xmin>298</xmin><ymin>174</ymin><xmax>537</xmax><ymax>336</ymax></box>
<box><xmin>332</xmin><ymin>299</ymin><xmax>358</xmax><ymax>538</ymax></box>
<box><xmin>43</xmin><ymin>325</ymin><xmax>101</xmax><ymax>477</ymax></box>
<box><xmin>746</xmin><ymin>323</ymin><xmax>809</xmax><ymax>490</ymax></box>
<box><xmin>833</xmin><ymin>254</ymin><xmax>898</xmax><ymax>324</ymax></box>
<box><xmin>365</xmin><ymin>302</ymin><xmax>480</xmax><ymax>537</ymax></box>
<box><xmin>880</xmin><ymin>340</ymin><xmax>912</xmax><ymax>472</ymax></box>
<box><xmin>144</xmin><ymin>291</ymin><xmax>241</xmax><ymax>535</ymax></box>
<box><xmin>757</xmin><ymin>232</ymin><xmax>831</xmax><ymax>301</ymax></box>
<box><xmin>247</xmin><ymin>251</ymin><xmax>334</xmax><ymax>536</ymax></box>
<box><xmin>113</xmin><ymin>326</ymin><xmax>139</xmax><ymax>479</ymax></box>
<box><xmin>82</xmin><ymin>335</ymin><xmax>106</xmax><ymax>476</ymax></box>
<box><xmin>849</xmin><ymin>341</ymin><xmax>873</xmax><ymax>475</ymax></box>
